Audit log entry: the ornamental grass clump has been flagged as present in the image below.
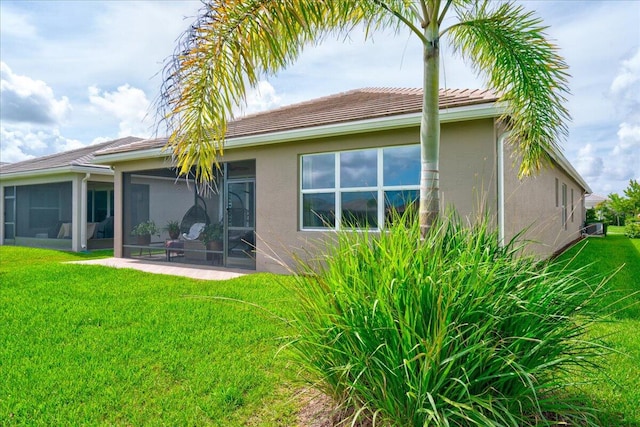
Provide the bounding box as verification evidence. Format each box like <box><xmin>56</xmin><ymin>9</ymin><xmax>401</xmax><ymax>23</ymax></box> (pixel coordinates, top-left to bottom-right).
<box><xmin>287</xmin><ymin>214</ymin><xmax>606</xmax><ymax>426</ymax></box>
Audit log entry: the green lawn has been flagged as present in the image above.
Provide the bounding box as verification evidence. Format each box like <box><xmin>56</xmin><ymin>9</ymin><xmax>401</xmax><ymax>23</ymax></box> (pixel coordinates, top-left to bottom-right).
<box><xmin>0</xmin><ymin>247</ymin><xmax>298</xmax><ymax>426</ymax></box>
<box><xmin>1</xmin><ymin>235</ymin><xmax>639</xmax><ymax>426</ymax></box>
<box><xmin>555</xmin><ymin>234</ymin><xmax>640</xmax><ymax>426</ymax></box>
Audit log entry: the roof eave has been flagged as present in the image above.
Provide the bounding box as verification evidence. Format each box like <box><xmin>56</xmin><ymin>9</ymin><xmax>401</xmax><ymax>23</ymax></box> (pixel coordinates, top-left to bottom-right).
<box><xmin>92</xmin><ymin>147</ymin><xmax>169</xmax><ymax>165</ymax></box>
<box><xmin>95</xmin><ymin>102</ymin><xmax>506</xmax><ymax>164</ymax></box>
<box><xmin>547</xmin><ymin>148</ymin><xmax>592</xmax><ymax>194</ymax></box>
<box><xmin>0</xmin><ymin>164</ymin><xmax>113</xmax><ymax>181</ymax></box>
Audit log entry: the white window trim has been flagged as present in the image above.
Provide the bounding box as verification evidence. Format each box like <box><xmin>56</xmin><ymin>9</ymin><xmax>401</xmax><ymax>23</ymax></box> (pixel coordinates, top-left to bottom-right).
<box><xmin>300</xmin><ymin>145</ymin><xmax>420</xmax><ymax>231</ymax></box>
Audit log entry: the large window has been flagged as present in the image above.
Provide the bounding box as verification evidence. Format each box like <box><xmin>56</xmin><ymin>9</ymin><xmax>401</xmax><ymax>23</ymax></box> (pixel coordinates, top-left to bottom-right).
<box><xmin>300</xmin><ymin>145</ymin><xmax>420</xmax><ymax>230</ymax></box>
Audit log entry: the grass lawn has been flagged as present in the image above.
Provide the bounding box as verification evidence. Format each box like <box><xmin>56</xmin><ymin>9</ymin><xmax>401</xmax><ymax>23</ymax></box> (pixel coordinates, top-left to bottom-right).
<box><xmin>1</xmin><ymin>234</ymin><xmax>639</xmax><ymax>426</ymax></box>
<box><xmin>555</xmin><ymin>233</ymin><xmax>640</xmax><ymax>426</ymax></box>
<box><xmin>0</xmin><ymin>247</ymin><xmax>298</xmax><ymax>426</ymax></box>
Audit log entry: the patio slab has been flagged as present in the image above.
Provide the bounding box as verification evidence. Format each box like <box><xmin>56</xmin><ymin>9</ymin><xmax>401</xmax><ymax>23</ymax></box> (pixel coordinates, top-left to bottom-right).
<box><xmin>68</xmin><ymin>257</ymin><xmax>247</xmax><ymax>280</ymax></box>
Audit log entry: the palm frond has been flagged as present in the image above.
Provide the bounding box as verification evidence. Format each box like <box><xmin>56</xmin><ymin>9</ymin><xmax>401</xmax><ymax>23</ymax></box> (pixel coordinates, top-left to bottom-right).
<box><xmin>446</xmin><ymin>1</ymin><xmax>570</xmax><ymax>177</ymax></box>
<box><xmin>157</xmin><ymin>0</ymin><xmax>404</xmax><ymax>187</ymax></box>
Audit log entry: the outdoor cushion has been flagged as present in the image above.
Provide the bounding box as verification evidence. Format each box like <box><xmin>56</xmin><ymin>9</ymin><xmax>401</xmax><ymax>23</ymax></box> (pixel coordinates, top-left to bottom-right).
<box><xmin>182</xmin><ymin>222</ymin><xmax>205</xmax><ymax>240</ymax></box>
<box><xmin>87</xmin><ymin>223</ymin><xmax>97</xmax><ymax>239</ymax></box>
<box><xmin>57</xmin><ymin>222</ymin><xmax>72</xmax><ymax>239</ymax></box>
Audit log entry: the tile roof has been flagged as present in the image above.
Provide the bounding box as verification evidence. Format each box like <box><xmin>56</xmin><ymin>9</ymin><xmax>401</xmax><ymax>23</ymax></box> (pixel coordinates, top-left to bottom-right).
<box><xmin>0</xmin><ymin>136</ymin><xmax>143</xmax><ymax>175</ymax></box>
<box><xmin>95</xmin><ymin>88</ymin><xmax>498</xmax><ymax>156</ymax></box>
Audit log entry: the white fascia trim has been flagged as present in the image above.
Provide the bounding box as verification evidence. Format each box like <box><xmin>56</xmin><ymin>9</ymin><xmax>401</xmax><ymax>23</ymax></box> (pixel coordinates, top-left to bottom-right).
<box><xmin>92</xmin><ymin>148</ymin><xmax>168</xmax><ymax>165</ymax></box>
<box><xmin>0</xmin><ymin>165</ymin><xmax>112</xmax><ymax>181</ymax></box>
<box><xmin>547</xmin><ymin>148</ymin><xmax>592</xmax><ymax>194</ymax></box>
<box><xmin>93</xmin><ymin>102</ymin><xmax>506</xmax><ymax>164</ymax></box>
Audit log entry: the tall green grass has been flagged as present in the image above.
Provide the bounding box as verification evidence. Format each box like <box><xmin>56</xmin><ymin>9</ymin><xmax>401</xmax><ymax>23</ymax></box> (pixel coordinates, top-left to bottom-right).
<box><xmin>286</xmin><ymin>215</ymin><xmax>608</xmax><ymax>426</ymax></box>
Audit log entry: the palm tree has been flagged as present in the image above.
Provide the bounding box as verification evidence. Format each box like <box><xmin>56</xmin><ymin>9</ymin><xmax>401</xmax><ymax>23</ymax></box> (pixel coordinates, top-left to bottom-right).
<box><xmin>159</xmin><ymin>0</ymin><xmax>569</xmax><ymax>235</ymax></box>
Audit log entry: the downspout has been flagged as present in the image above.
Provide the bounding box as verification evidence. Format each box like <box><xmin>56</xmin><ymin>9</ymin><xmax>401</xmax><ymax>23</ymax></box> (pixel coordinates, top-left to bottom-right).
<box><xmin>81</xmin><ymin>173</ymin><xmax>90</xmax><ymax>250</ymax></box>
<box><xmin>497</xmin><ymin>132</ymin><xmax>509</xmax><ymax>246</ymax></box>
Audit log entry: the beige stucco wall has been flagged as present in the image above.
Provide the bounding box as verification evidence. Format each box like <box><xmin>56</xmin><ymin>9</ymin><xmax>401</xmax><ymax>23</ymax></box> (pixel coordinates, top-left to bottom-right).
<box><xmin>229</xmin><ymin>119</ymin><xmax>498</xmax><ymax>272</ymax></box>
<box><xmin>502</xmin><ymin>142</ymin><xmax>586</xmax><ymax>258</ymax></box>
<box><xmin>109</xmin><ymin>119</ymin><xmax>498</xmax><ymax>272</ymax></box>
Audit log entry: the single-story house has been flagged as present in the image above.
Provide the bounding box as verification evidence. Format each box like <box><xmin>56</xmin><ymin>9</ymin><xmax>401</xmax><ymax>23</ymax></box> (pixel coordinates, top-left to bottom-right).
<box><xmin>82</xmin><ymin>88</ymin><xmax>591</xmax><ymax>273</ymax></box>
<box><xmin>0</xmin><ymin>137</ymin><xmax>142</xmax><ymax>251</ymax></box>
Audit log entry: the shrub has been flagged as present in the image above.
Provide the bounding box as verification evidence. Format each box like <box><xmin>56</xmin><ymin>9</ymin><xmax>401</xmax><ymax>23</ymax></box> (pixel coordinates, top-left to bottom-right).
<box><xmin>287</xmin><ymin>213</ymin><xmax>606</xmax><ymax>426</ymax></box>
<box><xmin>625</xmin><ymin>221</ymin><xmax>640</xmax><ymax>238</ymax></box>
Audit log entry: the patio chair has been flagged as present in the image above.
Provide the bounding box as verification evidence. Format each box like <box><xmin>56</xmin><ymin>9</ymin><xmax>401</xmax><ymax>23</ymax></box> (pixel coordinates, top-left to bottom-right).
<box><xmin>180</xmin><ymin>195</ymin><xmax>211</xmax><ymax>234</ymax></box>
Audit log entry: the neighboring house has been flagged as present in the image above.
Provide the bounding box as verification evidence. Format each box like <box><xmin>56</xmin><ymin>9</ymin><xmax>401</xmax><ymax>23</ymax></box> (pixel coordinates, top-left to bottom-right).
<box><xmin>88</xmin><ymin>88</ymin><xmax>590</xmax><ymax>273</ymax></box>
<box><xmin>0</xmin><ymin>137</ymin><xmax>142</xmax><ymax>251</ymax></box>
<box><xmin>585</xmin><ymin>194</ymin><xmax>608</xmax><ymax>209</ymax></box>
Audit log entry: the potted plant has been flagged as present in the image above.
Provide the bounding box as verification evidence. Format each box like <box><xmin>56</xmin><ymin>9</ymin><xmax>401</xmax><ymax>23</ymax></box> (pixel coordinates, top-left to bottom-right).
<box><xmin>131</xmin><ymin>220</ymin><xmax>159</xmax><ymax>245</ymax></box>
<box><xmin>201</xmin><ymin>222</ymin><xmax>223</xmax><ymax>251</ymax></box>
<box><xmin>165</xmin><ymin>220</ymin><xmax>181</xmax><ymax>240</ymax></box>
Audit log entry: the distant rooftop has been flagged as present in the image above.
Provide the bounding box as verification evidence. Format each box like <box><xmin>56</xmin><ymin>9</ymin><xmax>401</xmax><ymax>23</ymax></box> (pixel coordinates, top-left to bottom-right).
<box><xmin>0</xmin><ymin>136</ymin><xmax>143</xmax><ymax>176</ymax></box>
<box><xmin>585</xmin><ymin>194</ymin><xmax>608</xmax><ymax>209</ymax></box>
<box><xmin>95</xmin><ymin>88</ymin><xmax>498</xmax><ymax>156</ymax></box>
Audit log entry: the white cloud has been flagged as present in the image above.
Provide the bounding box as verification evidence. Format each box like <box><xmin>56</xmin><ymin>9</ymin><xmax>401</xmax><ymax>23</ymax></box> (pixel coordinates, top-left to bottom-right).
<box><xmin>88</xmin><ymin>84</ymin><xmax>152</xmax><ymax>138</ymax></box>
<box><xmin>0</xmin><ymin>7</ymin><xmax>37</xmax><ymax>39</ymax></box>
<box><xmin>604</xmin><ymin>48</ymin><xmax>640</xmax><ymax>184</ymax></box>
<box><xmin>607</xmin><ymin>122</ymin><xmax>640</xmax><ymax>180</ymax></box>
<box><xmin>575</xmin><ymin>144</ymin><xmax>604</xmax><ymax>180</ymax></box>
<box><xmin>610</xmin><ymin>48</ymin><xmax>640</xmax><ymax>96</ymax></box>
<box><xmin>0</xmin><ymin>126</ymin><xmax>83</xmax><ymax>163</ymax></box>
<box><xmin>0</xmin><ymin>62</ymin><xmax>71</xmax><ymax>125</ymax></box>
<box><xmin>236</xmin><ymin>81</ymin><xmax>283</xmax><ymax>116</ymax></box>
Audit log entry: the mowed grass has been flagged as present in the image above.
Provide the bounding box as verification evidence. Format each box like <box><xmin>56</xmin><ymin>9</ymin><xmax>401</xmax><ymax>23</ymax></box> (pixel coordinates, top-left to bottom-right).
<box><xmin>1</xmin><ymin>233</ymin><xmax>639</xmax><ymax>426</ymax></box>
<box><xmin>0</xmin><ymin>247</ymin><xmax>297</xmax><ymax>426</ymax></box>
<box><xmin>555</xmin><ymin>234</ymin><xmax>640</xmax><ymax>426</ymax></box>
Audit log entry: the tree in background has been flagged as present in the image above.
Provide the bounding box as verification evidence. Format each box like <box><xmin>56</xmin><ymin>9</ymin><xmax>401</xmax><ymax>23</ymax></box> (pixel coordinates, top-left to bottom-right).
<box><xmin>158</xmin><ymin>0</ymin><xmax>569</xmax><ymax>235</ymax></box>
<box><xmin>623</xmin><ymin>179</ymin><xmax>640</xmax><ymax>217</ymax></box>
<box><xmin>596</xmin><ymin>179</ymin><xmax>640</xmax><ymax>226</ymax></box>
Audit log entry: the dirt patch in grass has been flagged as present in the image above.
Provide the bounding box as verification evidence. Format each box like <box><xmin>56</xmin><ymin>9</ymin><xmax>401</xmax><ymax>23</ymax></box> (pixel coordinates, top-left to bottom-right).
<box><xmin>295</xmin><ymin>388</ymin><xmax>375</xmax><ymax>427</ymax></box>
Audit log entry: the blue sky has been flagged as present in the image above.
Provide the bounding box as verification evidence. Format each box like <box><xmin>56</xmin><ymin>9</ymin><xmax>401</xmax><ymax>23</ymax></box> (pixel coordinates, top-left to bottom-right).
<box><xmin>1</xmin><ymin>0</ymin><xmax>638</xmax><ymax>196</ymax></box>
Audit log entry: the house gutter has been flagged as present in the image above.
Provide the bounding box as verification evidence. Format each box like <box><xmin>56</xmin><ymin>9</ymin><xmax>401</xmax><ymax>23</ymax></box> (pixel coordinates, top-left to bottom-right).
<box><xmin>0</xmin><ymin>164</ymin><xmax>113</xmax><ymax>181</ymax></box>
<box><xmin>497</xmin><ymin>132</ymin><xmax>509</xmax><ymax>246</ymax></box>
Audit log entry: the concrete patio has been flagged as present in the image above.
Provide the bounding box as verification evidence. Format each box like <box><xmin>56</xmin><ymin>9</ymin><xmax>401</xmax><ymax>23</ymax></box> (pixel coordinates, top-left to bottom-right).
<box><xmin>69</xmin><ymin>257</ymin><xmax>247</xmax><ymax>280</ymax></box>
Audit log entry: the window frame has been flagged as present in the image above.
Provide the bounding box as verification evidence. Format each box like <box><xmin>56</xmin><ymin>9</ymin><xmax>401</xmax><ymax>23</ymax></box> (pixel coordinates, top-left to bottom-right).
<box><xmin>570</xmin><ymin>188</ymin><xmax>574</xmax><ymax>223</ymax></box>
<box><xmin>300</xmin><ymin>145</ymin><xmax>420</xmax><ymax>231</ymax></box>
<box><xmin>561</xmin><ymin>182</ymin><xmax>568</xmax><ymax>229</ymax></box>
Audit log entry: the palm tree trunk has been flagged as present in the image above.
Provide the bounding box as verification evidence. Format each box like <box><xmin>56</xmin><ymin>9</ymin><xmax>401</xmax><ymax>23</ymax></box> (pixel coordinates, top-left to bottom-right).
<box><xmin>419</xmin><ymin>22</ymin><xmax>441</xmax><ymax>237</ymax></box>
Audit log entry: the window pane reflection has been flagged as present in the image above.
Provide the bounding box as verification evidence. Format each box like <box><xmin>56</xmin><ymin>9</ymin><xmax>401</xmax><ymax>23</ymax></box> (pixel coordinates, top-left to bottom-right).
<box><xmin>303</xmin><ymin>193</ymin><xmax>335</xmax><ymax>228</ymax></box>
<box><xmin>384</xmin><ymin>190</ymin><xmax>418</xmax><ymax>225</ymax></box>
<box><xmin>340</xmin><ymin>150</ymin><xmax>377</xmax><ymax>188</ymax></box>
<box><xmin>302</xmin><ymin>154</ymin><xmax>335</xmax><ymax>189</ymax></box>
<box><xmin>383</xmin><ymin>145</ymin><xmax>420</xmax><ymax>186</ymax></box>
<box><xmin>342</xmin><ymin>192</ymin><xmax>378</xmax><ymax>229</ymax></box>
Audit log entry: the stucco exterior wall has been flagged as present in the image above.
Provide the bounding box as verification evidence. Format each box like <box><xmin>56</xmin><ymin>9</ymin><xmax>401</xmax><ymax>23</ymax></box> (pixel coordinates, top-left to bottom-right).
<box><xmin>502</xmin><ymin>142</ymin><xmax>586</xmax><ymax>258</ymax></box>
<box><xmin>224</xmin><ymin>118</ymin><xmax>497</xmax><ymax>272</ymax></box>
<box><xmin>109</xmin><ymin>119</ymin><xmax>497</xmax><ymax>272</ymax></box>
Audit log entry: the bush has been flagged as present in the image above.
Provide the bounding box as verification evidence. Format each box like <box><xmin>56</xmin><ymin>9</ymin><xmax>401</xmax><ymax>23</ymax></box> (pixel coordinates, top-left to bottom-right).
<box><xmin>625</xmin><ymin>221</ymin><xmax>640</xmax><ymax>238</ymax></box>
<box><xmin>287</xmin><ymin>214</ymin><xmax>606</xmax><ymax>426</ymax></box>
